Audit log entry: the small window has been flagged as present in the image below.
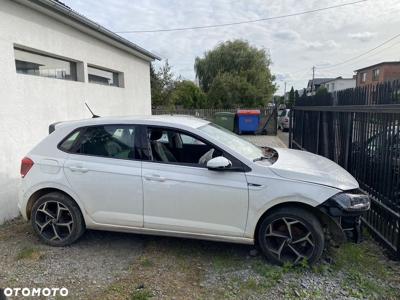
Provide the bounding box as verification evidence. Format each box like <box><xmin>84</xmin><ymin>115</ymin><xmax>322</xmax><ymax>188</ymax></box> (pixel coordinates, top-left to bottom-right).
<box><xmin>181</xmin><ymin>134</ymin><xmax>205</xmax><ymax>145</ymax></box>
<box><xmin>88</xmin><ymin>65</ymin><xmax>122</xmax><ymax>87</ymax></box>
<box><xmin>59</xmin><ymin>130</ymin><xmax>81</xmax><ymax>152</ymax></box>
<box><xmin>372</xmin><ymin>68</ymin><xmax>380</xmax><ymax>81</ymax></box>
<box><xmin>14</xmin><ymin>47</ymin><xmax>77</xmax><ymax>81</ymax></box>
<box><xmin>63</xmin><ymin>125</ymin><xmax>140</xmax><ymax>160</ymax></box>
<box><xmin>361</xmin><ymin>72</ymin><xmax>367</xmax><ymax>83</ymax></box>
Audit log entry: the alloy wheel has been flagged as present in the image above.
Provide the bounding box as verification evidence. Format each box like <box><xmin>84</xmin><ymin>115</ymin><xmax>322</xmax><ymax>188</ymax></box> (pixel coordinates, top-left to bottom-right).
<box><xmin>264</xmin><ymin>217</ymin><xmax>315</xmax><ymax>264</ymax></box>
<box><xmin>34</xmin><ymin>201</ymin><xmax>74</xmax><ymax>241</ymax></box>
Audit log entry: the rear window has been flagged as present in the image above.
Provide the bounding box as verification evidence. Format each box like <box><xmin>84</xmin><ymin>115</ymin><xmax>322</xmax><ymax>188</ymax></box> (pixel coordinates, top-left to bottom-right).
<box><xmin>59</xmin><ymin>125</ymin><xmax>140</xmax><ymax>160</ymax></box>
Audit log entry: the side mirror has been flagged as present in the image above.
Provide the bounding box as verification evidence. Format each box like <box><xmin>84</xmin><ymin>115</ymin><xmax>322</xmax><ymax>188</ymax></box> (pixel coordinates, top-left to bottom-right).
<box><xmin>206</xmin><ymin>156</ymin><xmax>232</xmax><ymax>170</ymax></box>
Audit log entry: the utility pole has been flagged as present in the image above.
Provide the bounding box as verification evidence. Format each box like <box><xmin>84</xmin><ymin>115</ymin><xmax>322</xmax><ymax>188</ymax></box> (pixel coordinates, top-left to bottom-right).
<box><xmin>284</xmin><ymin>81</ymin><xmax>287</xmax><ymax>105</ymax></box>
<box><xmin>312</xmin><ymin>66</ymin><xmax>316</xmax><ymax>93</ymax></box>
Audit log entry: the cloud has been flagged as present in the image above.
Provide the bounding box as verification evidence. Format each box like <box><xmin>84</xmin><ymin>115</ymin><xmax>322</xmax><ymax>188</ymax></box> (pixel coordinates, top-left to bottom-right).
<box><xmin>304</xmin><ymin>40</ymin><xmax>339</xmax><ymax>50</ymax></box>
<box><xmin>348</xmin><ymin>32</ymin><xmax>376</xmax><ymax>42</ymax></box>
<box><xmin>273</xmin><ymin>30</ymin><xmax>300</xmax><ymax>41</ymax></box>
<box><xmin>62</xmin><ymin>0</ymin><xmax>400</xmax><ymax>95</ymax></box>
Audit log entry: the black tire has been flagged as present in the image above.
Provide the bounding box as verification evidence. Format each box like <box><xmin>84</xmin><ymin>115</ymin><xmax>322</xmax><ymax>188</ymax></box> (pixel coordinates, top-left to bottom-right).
<box><xmin>257</xmin><ymin>206</ymin><xmax>324</xmax><ymax>265</ymax></box>
<box><xmin>31</xmin><ymin>192</ymin><xmax>85</xmax><ymax>246</ymax></box>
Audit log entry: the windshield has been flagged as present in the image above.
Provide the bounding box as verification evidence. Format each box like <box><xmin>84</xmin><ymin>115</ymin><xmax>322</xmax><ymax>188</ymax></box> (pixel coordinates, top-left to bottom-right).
<box><xmin>199</xmin><ymin>123</ymin><xmax>264</xmax><ymax>161</ymax></box>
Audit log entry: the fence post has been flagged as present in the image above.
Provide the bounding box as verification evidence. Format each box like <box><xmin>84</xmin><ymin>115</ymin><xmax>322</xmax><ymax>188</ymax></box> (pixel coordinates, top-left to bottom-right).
<box><xmin>343</xmin><ymin>112</ymin><xmax>353</xmax><ymax>170</ymax></box>
<box><xmin>300</xmin><ymin>111</ymin><xmax>305</xmax><ymax>149</ymax></box>
<box><xmin>316</xmin><ymin>111</ymin><xmax>321</xmax><ymax>154</ymax></box>
<box><xmin>289</xmin><ymin>108</ymin><xmax>293</xmax><ymax>148</ymax></box>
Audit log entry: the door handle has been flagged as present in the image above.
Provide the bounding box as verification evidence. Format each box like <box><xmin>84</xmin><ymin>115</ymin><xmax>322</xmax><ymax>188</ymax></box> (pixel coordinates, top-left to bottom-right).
<box><xmin>144</xmin><ymin>174</ymin><xmax>166</xmax><ymax>182</ymax></box>
<box><xmin>69</xmin><ymin>166</ymin><xmax>89</xmax><ymax>173</ymax></box>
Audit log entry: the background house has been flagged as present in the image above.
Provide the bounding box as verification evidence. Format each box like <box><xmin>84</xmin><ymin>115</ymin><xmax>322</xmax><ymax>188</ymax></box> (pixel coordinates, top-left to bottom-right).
<box><xmin>306</xmin><ymin>78</ymin><xmax>334</xmax><ymax>96</ymax></box>
<box><xmin>0</xmin><ymin>0</ymin><xmax>159</xmax><ymax>223</ymax></box>
<box><xmin>355</xmin><ymin>62</ymin><xmax>400</xmax><ymax>87</ymax></box>
<box><xmin>321</xmin><ymin>77</ymin><xmax>356</xmax><ymax>93</ymax></box>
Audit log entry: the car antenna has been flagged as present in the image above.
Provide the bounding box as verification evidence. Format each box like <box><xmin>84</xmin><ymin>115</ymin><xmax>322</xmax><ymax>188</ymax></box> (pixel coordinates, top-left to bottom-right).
<box><xmin>85</xmin><ymin>102</ymin><xmax>100</xmax><ymax>118</ymax></box>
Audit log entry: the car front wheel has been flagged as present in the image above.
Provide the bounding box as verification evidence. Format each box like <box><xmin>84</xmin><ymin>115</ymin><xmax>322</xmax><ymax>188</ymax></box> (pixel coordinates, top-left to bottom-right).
<box><xmin>257</xmin><ymin>207</ymin><xmax>324</xmax><ymax>265</ymax></box>
<box><xmin>31</xmin><ymin>192</ymin><xmax>85</xmax><ymax>246</ymax></box>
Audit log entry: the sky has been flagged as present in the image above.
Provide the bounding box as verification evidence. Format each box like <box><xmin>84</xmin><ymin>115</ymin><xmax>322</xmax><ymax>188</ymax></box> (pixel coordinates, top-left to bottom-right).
<box><xmin>63</xmin><ymin>0</ymin><xmax>400</xmax><ymax>95</ymax></box>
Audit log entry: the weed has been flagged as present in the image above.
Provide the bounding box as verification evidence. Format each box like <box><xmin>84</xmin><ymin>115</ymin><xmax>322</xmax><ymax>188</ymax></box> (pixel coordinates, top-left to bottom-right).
<box><xmin>140</xmin><ymin>258</ymin><xmax>154</xmax><ymax>268</ymax></box>
<box><xmin>16</xmin><ymin>247</ymin><xmax>43</xmax><ymax>260</ymax></box>
<box><xmin>131</xmin><ymin>289</ymin><xmax>152</xmax><ymax>300</ymax></box>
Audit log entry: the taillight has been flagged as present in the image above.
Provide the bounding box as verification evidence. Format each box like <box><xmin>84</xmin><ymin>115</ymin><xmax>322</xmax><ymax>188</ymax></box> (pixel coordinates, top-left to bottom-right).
<box><xmin>20</xmin><ymin>157</ymin><xmax>34</xmax><ymax>178</ymax></box>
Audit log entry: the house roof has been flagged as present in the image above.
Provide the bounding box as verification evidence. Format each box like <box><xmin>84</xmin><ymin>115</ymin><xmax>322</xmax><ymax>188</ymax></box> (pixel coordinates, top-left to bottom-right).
<box><xmin>16</xmin><ymin>0</ymin><xmax>160</xmax><ymax>61</ymax></box>
<box><xmin>355</xmin><ymin>61</ymin><xmax>400</xmax><ymax>72</ymax></box>
<box><xmin>323</xmin><ymin>77</ymin><xmax>355</xmax><ymax>84</ymax></box>
<box><xmin>307</xmin><ymin>78</ymin><xmax>335</xmax><ymax>87</ymax></box>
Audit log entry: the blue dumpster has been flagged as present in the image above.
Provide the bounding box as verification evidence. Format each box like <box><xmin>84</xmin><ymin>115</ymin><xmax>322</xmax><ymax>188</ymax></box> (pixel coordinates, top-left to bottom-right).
<box><xmin>236</xmin><ymin>110</ymin><xmax>260</xmax><ymax>134</ymax></box>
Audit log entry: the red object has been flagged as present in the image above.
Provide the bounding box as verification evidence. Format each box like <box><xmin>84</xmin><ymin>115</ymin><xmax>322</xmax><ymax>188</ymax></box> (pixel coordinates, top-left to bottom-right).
<box><xmin>20</xmin><ymin>157</ymin><xmax>34</xmax><ymax>178</ymax></box>
<box><xmin>236</xmin><ymin>109</ymin><xmax>260</xmax><ymax>115</ymax></box>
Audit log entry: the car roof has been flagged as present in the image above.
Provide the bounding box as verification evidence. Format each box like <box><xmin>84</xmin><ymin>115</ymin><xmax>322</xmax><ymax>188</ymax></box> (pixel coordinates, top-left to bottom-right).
<box><xmin>55</xmin><ymin>115</ymin><xmax>210</xmax><ymax>130</ymax></box>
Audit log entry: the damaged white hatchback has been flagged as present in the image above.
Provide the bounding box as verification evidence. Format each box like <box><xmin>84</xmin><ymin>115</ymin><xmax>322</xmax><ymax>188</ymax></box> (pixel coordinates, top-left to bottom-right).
<box><xmin>19</xmin><ymin>115</ymin><xmax>370</xmax><ymax>265</ymax></box>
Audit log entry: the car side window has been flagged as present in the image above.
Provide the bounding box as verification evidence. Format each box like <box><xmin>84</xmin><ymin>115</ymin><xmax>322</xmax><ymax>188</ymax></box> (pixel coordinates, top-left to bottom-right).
<box><xmin>146</xmin><ymin>127</ymin><xmax>244</xmax><ymax>169</ymax></box>
<box><xmin>147</xmin><ymin>127</ymin><xmax>223</xmax><ymax>167</ymax></box>
<box><xmin>61</xmin><ymin>125</ymin><xmax>143</xmax><ymax>160</ymax></box>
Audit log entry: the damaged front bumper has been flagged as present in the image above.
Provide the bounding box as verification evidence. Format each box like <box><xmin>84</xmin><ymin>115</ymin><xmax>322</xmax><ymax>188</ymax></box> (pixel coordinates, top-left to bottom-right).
<box><xmin>318</xmin><ymin>189</ymin><xmax>370</xmax><ymax>243</ymax></box>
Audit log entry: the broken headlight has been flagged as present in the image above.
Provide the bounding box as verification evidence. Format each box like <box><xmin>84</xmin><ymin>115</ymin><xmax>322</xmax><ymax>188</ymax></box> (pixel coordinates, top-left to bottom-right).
<box><xmin>331</xmin><ymin>192</ymin><xmax>370</xmax><ymax>212</ymax></box>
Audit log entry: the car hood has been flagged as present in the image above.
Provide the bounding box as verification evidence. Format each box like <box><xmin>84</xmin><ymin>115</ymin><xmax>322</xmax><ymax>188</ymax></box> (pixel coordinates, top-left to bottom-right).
<box><xmin>268</xmin><ymin>148</ymin><xmax>359</xmax><ymax>190</ymax></box>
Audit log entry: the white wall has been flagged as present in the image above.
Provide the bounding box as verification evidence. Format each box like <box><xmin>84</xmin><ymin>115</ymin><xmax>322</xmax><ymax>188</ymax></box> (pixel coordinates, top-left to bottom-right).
<box><xmin>0</xmin><ymin>0</ymin><xmax>152</xmax><ymax>223</ymax></box>
<box><xmin>324</xmin><ymin>79</ymin><xmax>356</xmax><ymax>93</ymax></box>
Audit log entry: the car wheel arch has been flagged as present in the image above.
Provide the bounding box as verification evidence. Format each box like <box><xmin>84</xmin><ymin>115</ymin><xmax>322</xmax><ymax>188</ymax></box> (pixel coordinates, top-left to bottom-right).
<box><xmin>253</xmin><ymin>201</ymin><xmax>345</xmax><ymax>246</ymax></box>
<box><xmin>26</xmin><ymin>187</ymin><xmax>85</xmax><ymax>227</ymax></box>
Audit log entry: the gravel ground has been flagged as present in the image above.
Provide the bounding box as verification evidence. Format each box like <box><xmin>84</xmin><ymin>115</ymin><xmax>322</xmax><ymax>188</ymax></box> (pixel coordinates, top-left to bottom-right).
<box><xmin>241</xmin><ymin>134</ymin><xmax>287</xmax><ymax>148</ymax></box>
<box><xmin>1</xmin><ymin>218</ymin><xmax>400</xmax><ymax>300</ymax></box>
<box><xmin>0</xmin><ymin>218</ymin><xmax>144</xmax><ymax>299</ymax></box>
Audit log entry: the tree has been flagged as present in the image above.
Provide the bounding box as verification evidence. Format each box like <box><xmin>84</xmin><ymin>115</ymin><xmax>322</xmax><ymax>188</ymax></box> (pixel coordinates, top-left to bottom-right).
<box><xmin>171</xmin><ymin>80</ymin><xmax>207</xmax><ymax>109</ymax></box>
<box><xmin>150</xmin><ymin>60</ymin><xmax>177</xmax><ymax>108</ymax></box>
<box><xmin>194</xmin><ymin>40</ymin><xmax>276</xmax><ymax>108</ymax></box>
<box><xmin>300</xmin><ymin>88</ymin><xmax>307</xmax><ymax>100</ymax></box>
<box><xmin>293</xmin><ymin>89</ymin><xmax>300</xmax><ymax>107</ymax></box>
<box><xmin>288</xmin><ymin>86</ymin><xmax>295</xmax><ymax>108</ymax></box>
<box><xmin>315</xmin><ymin>86</ymin><xmax>328</xmax><ymax>96</ymax></box>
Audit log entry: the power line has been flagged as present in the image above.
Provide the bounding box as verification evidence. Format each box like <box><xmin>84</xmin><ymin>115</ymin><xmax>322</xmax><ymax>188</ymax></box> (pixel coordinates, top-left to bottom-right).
<box><xmin>116</xmin><ymin>0</ymin><xmax>367</xmax><ymax>34</ymax></box>
<box><xmin>319</xmin><ymin>32</ymin><xmax>400</xmax><ymax>69</ymax></box>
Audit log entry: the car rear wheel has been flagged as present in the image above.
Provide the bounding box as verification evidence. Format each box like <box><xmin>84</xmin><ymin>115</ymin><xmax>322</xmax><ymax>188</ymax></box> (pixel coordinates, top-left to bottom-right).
<box><xmin>31</xmin><ymin>192</ymin><xmax>85</xmax><ymax>246</ymax></box>
<box><xmin>257</xmin><ymin>207</ymin><xmax>324</xmax><ymax>265</ymax></box>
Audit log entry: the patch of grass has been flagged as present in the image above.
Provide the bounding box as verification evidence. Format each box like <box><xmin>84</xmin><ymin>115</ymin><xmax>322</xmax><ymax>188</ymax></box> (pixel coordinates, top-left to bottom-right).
<box><xmin>283</xmin><ymin>282</ymin><xmax>323</xmax><ymax>300</ymax></box>
<box><xmin>344</xmin><ymin>269</ymin><xmax>382</xmax><ymax>299</ymax></box>
<box><xmin>252</xmin><ymin>261</ymin><xmax>286</xmax><ymax>289</ymax></box>
<box><xmin>311</xmin><ymin>262</ymin><xmax>330</xmax><ymax>275</ymax></box>
<box><xmin>130</xmin><ymin>289</ymin><xmax>152</xmax><ymax>300</ymax></box>
<box><xmin>16</xmin><ymin>247</ymin><xmax>43</xmax><ymax>261</ymax></box>
<box><xmin>333</xmin><ymin>242</ymin><xmax>389</xmax><ymax>277</ymax></box>
<box><xmin>212</xmin><ymin>250</ymin><xmax>244</xmax><ymax>271</ymax></box>
<box><xmin>331</xmin><ymin>241</ymin><xmax>398</xmax><ymax>298</ymax></box>
<box><xmin>139</xmin><ymin>258</ymin><xmax>154</xmax><ymax>268</ymax></box>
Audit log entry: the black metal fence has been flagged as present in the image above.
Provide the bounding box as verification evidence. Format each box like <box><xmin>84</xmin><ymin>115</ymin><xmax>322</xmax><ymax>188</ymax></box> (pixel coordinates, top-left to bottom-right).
<box><xmin>290</xmin><ymin>80</ymin><xmax>400</xmax><ymax>256</ymax></box>
<box><xmin>152</xmin><ymin>107</ymin><xmax>278</xmax><ymax>135</ymax></box>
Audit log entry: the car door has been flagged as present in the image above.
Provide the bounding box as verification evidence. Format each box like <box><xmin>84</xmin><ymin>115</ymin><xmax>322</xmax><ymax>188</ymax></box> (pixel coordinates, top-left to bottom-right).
<box><xmin>62</xmin><ymin>124</ymin><xmax>145</xmax><ymax>227</ymax></box>
<box><xmin>142</xmin><ymin>126</ymin><xmax>249</xmax><ymax>237</ymax></box>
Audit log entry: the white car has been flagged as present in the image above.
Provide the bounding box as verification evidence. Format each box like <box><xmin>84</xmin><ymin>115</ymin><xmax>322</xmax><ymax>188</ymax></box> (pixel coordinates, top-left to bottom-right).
<box><xmin>19</xmin><ymin>116</ymin><xmax>369</xmax><ymax>265</ymax></box>
<box><xmin>278</xmin><ymin>109</ymin><xmax>290</xmax><ymax>131</ymax></box>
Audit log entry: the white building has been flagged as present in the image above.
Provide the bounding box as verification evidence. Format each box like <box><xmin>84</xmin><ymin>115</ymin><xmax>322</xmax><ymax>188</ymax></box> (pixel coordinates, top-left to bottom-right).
<box><xmin>0</xmin><ymin>0</ymin><xmax>159</xmax><ymax>223</ymax></box>
<box><xmin>322</xmin><ymin>77</ymin><xmax>356</xmax><ymax>93</ymax></box>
